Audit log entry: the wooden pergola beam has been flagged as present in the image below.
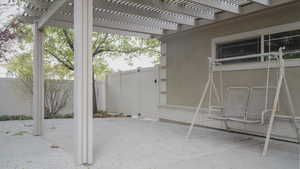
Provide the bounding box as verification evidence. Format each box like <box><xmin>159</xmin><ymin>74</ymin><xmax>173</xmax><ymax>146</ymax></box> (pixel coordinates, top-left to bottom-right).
<box><xmin>33</xmin><ymin>0</ymin><xmax>67</xmax><ymax>29</ymax></box>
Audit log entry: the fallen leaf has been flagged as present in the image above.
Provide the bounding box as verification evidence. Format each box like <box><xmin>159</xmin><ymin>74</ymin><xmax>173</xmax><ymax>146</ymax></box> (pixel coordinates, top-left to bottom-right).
<box><xmin>50</xmin><ymin>145</ymin><xmax>60</xmax><ymax>149</ymax></box>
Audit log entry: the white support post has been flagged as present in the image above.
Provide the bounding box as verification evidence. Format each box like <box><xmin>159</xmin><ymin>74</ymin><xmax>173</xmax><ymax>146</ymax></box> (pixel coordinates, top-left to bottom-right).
<box><xmin>186</xmin><ymin>78</ymin><xmax>210</xmax><ymax>139</ymax></box>
<box><xmin>74</xmin><ymin>0</ymin><xmax>93</xmax><ymax>165</ymax></box>
<box><xmin>262</xmin><ymin>67</ymin><xmax>283</xmax><ymax>156</ymax></box>
<box><xmin>32</xmin><ymin>22</ymin><xmax>44</xmax><ymax>136</ymax></box>
<box><xmin>262</xmin><ymin>48</ymin><xmax>300</xmax><ymax>156</ymax></box>
<box><xmin>186</xmin><ymin>57</ymin><xmax>220</xmax><ymax>139</ymax></box>
<box><xmin>283</xmin><ymin>77</ymin><xmax>300</xmax><ymax>142</ymax></box>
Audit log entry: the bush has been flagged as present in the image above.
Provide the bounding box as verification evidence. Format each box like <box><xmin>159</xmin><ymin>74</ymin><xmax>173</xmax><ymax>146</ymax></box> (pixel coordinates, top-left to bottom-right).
<box><xmin>44</xmin><ymin>80</ymin><xmax>71</xmax><ymax>116</ymax></box>
<box><xmin>93</xmin><ymin>111</ymin><xmax>131</xmax><ymax>118</ymax></box>
<box><xmin>45</xmin><ymin>113</ymin><xmax>73</xmax><ymax>119</ymax></box>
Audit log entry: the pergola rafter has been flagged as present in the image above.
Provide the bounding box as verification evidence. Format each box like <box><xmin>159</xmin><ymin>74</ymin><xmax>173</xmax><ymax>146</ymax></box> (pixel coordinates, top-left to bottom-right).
<box><xmin>61</xmin><ymin>4</ymin><xmax>179</xmax><ymax>31</ymax></box>
<box><xmin>36</xmin><ymin>0</ymin><xmax>67</xmax><ymax>29</ymax></box>
<box><xmin>92</xmin><ymin>8</ymin><xmax>178</xmax><ymax>31</ymax></box>
<box><xmin>251</xmin><ymin>0</ymin><xmax>271</xmax><ymax>6</ymax></box>
<box><xmin>21</xmin><ymin>16</ymin><xmax>153</xmax><ymax>38</ymax></box>
<box><xmin>188</xmin><ymin>0</ymin><xmax>241</xmax><ymax>14</ymax></box>
<box><xmin>124</xmin><ymin>0</ymin><xmax>215</xmax><ymax>19</ymax></box>
<box><xmin>24</xmin><ymin>9</ymin><xmax>165</xmax><ymax>35</ymax></box>
<box><xmin>53</xmin><ymin>12</ymin><xmax>165</xmax><ymax>35</ymax></box>
<box><xmin>30</xmin><ymin>0</ymin><xmax>50</xmax><ymax>9</ymax></box>
<box><xmin>93</xmin><ymin>0</ymin><xmax>196</xmax><ymax>26</ymax></box>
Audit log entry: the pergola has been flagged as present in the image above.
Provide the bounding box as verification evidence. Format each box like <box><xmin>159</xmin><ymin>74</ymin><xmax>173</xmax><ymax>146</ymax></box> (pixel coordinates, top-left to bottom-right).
<box><xmin>19</xmin><ymin>0</ymin><xmax>296</xmax><ymax>165</ymax></box>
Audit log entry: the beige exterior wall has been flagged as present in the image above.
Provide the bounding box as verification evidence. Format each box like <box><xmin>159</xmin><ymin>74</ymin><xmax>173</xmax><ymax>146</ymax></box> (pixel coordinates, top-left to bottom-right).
<box><xmin>164</xmin><ymin>2</ymin><xmax>300</xmax><ymax>116</ymax></box>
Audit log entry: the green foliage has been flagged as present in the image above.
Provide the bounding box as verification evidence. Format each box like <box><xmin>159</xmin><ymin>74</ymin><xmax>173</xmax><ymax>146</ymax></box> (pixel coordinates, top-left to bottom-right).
<box><xmin>7</xmin><ymin>52</ymin><xmax>32</xmax><ymax>78</ymax></box>
<box><xmin>8</xmin><ymin>24</ymin><xmax>160</xmax><ymax>80</ymax></box>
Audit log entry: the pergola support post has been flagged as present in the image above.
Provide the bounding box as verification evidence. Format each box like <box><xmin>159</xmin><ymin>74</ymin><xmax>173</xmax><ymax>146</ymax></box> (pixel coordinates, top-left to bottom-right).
<box><xmin>32</xmin><ymin>22</ymin><xmax>44</xmax><ymax>136</ymax></box>
<box><xmin>74</xmin><ymin>0</ymin><xmax>94</xmax><ymax>165</ymax></box>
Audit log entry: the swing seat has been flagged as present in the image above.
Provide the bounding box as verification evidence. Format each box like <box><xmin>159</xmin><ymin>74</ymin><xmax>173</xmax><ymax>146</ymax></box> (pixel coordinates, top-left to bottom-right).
<box><xmin>209</xmin><ymin>115</ymin><xmax>261</xmax><ymax>124</ymax></box>
<box><xmin>209</xmin><ymin>86</ymin><xmax>276</xmax><ymax>125</ymax></box>
<box><xmin>227</xmin><ymin>117</ymin><xmax>260</xmax><ymax>124</ymax></box>
<box><xmin>208</xmin><ymin>87</ymin><xmax>250</xmax><ymax>122</ymax></box>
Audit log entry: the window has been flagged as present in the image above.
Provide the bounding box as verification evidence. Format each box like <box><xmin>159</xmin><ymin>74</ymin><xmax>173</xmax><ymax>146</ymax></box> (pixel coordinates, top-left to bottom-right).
<box><xmin>264</xmin><ymin>29</ymin><xmax>300</xmax><ymax>60</ymax></box>
<box><xmin>213</xmin><ymin>22</ymin><xmax>300</xmax><ymax>70</ymax></box>
<box><xmin>216</xmin><ymin>37</ymin><xmax>261</xmax><ymax>64</ymax></box>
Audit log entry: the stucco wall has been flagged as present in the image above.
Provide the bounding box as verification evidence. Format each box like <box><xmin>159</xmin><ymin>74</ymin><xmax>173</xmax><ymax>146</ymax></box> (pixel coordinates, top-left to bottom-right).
<box><xmin>165</xmin><ymin>2</ymin><xmax>300</xmax><ymax>115</ymax></box>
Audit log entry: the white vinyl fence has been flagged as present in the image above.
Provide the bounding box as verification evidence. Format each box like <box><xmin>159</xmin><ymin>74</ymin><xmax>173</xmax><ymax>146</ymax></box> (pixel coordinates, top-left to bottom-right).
<box><xmin>0</xmin><ymin>67</ymin><xmax>159</xmax><ymax>120</ymax></box>
<box><xmin>105</xmin><ymin>67</ymin><xmax>159</xmax><ymax>119</ymax></box>
<box><xmin>0</xmin><ymin>78</ymin><xmax>74</xmax><ymax>115</ymax></box>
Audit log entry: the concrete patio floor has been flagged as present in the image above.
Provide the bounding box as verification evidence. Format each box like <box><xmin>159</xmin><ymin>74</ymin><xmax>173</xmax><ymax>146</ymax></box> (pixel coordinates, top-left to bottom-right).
<box><xmin>0</xmin><ymin>118</ymin><xmax>299</xmax><ymax>169</ymax></box>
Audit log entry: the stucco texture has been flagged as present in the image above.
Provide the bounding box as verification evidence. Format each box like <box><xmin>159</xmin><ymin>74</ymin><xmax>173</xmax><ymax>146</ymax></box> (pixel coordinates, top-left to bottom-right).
<box><xmin>165</xmin><ymin>2</ymin><xmax>300</xmax><ymax>115</ymax></box>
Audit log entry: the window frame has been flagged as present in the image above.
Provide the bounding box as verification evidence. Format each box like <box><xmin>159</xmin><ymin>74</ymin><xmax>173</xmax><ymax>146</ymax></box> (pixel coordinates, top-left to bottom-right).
<box><xmin>212</xmin><ymin>21</ymin><xmax>300</xmax><ymax>71</ymax></box>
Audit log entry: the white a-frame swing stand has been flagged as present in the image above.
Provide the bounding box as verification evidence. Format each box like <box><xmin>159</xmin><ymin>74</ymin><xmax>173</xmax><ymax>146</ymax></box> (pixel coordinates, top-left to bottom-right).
<box><xmin>186</xmin><ymin>48</ymin><xmax>300</xmax><ymax>156</ymax></box>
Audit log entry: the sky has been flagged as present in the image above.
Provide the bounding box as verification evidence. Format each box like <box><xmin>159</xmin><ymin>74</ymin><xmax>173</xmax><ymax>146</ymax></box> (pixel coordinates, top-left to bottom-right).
<box><xmin>0</xmin><ymin>1</ymin><xmax>158</xmax><ymax>77</ymax></box>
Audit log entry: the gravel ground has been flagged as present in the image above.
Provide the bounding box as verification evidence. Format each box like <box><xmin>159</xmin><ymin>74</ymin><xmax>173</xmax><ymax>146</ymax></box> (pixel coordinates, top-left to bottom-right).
<box><xmin>0</xmin><ymin>118</ymin><xmax>299</xmax><ymax>169</ymax></box>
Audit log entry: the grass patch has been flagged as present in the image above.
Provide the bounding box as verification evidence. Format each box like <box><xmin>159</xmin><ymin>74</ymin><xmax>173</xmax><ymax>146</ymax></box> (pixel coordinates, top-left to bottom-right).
<box><xmin>0</xmin><ymin>111</ymin><xmax>131</xmax><ymax>121</ymax></box>
<box><xmin>0</xmin><ymin>115</ymin><xmax>32</xmax><ymax>121</ymax></box>
<box><xmin>13</xmin><ymin>131</ymin><xmax>28</xmax><ymax>136</ymax></box>
<box><xmin>46</xmin><ymin>111</ymin><xmax>131</xmax><ymax>119</ymax></box>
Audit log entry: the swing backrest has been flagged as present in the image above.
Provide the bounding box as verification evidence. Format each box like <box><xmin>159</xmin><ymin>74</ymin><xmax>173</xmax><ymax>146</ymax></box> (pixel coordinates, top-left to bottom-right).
<box><xmin>223</xmin><ymin>87</ymin><xmax>250</xmax><ymax>118</ymax></box>
<box><xmin>246</xmin><ymin>86</ymin><xmax>277</xmax><ymax>121</ymax></box>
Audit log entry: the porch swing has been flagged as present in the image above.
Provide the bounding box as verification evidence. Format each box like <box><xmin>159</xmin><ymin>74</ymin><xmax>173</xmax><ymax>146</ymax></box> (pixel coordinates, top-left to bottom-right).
<box><xmin>186</xmin><ymin>47</ymin><xmax>300</xmax><ymax>156</ymax></box>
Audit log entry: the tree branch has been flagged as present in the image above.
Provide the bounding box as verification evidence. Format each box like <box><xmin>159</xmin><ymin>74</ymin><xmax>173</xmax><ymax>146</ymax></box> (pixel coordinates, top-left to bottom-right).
<box><xmin>93</xmin><ymin>33</ymin><xmax>109</xmax><ymax>57</ymax></box>
<box><xmin>45</xmin><ymin>49</ymin><xmax>74</xmax><ymax>70</ymax></box>
<box><xmin>62</xmin><ymin>29</ymin><xmax>74</xmax><ymax>52</ymax></box>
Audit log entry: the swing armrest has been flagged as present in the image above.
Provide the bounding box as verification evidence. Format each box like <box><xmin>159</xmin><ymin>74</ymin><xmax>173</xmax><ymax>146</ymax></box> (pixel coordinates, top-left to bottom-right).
<box><xmin>261</xmin><ymin>109</ymin><xmax>273</xmax><ymax>125</ymax></box>
<box><xmin>209</xmin><ymin>106</ymin><xmax>224</xmax><ymax>112</ymax></box>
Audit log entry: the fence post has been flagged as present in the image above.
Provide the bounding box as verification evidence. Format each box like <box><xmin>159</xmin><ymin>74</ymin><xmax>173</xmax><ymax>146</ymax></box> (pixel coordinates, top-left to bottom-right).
<box><xmin>102</xmin><ymin>75</ymin><xmax>107</xmax><ymax>111</ymax></box>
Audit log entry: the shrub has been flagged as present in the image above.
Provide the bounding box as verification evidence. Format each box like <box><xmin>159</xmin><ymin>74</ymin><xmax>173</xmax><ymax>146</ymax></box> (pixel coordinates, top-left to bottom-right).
<box><xmin>44</xmin><ymin>113</ymin><xmax>73</xmax><ymax>119</ymax></box>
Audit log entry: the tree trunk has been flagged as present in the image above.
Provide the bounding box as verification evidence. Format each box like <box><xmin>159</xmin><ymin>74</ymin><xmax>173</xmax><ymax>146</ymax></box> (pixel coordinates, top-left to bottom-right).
<box><xmin>92</xmin><ymin>68</ymin><xmax>98</xmax><ymax>114</ymax></box>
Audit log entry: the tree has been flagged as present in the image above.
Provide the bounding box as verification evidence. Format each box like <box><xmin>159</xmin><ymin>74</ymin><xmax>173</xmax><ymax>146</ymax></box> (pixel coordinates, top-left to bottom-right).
<box><xmin>8</xmin><ymin>23</ymin><xmax>160</xmax><ymax>114</ymax></box>
<box><xmin>0</xmin><ymin>21</ymin><xmax>18</xmax><ymax>62</ymax></box>
<box><xmin>0</xmin><ymin>1</ymin><xmax>24</xmax><ymax>62</ymax></box>
<box><xmin>42</xmin><ymin>27</ymin><xmax>160</xmax><ymax>113</ymax></box>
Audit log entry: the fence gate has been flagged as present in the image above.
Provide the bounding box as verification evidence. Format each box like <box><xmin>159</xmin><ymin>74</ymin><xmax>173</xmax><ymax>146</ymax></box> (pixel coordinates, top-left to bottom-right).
<box><xmin>105</xmin><ymin>67</ymin><xmax>159</xmax><ymax>120</ymax></box>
